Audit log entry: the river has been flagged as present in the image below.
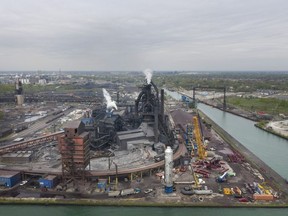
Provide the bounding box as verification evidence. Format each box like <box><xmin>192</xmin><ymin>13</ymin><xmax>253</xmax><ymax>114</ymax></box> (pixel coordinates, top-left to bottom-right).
<box><xmin>1</xmin><ymin>205</ymin><xmax>287</xmax><ymax>216</ymax></box>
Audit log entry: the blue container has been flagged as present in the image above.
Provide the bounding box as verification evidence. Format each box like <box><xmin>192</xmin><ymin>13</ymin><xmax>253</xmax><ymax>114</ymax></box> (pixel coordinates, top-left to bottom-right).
<box><xmin>97</xmin><ymin>182</ymin><xmax>106</xmax><ymax>189</ymax></box>
<box><xmin>165</xmin><ymin>186</ymin><xmax>173</xmax><ymax>193</ymax></box>
<box><xmin>0</xmin><ymin>171</ymin><xmax>21</xmax><ymax>187</ymax></box>
<box><xmin>38</xmin><ymin>175</ymin><xmax>57</xmax><ymax>189</ymax></box>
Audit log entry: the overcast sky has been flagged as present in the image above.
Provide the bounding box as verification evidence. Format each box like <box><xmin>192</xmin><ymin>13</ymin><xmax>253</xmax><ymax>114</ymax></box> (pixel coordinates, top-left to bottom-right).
<box><xmin>1</xmin><ymin>0</ymin><xmax>288</xmax><ymax>71</ymax></box>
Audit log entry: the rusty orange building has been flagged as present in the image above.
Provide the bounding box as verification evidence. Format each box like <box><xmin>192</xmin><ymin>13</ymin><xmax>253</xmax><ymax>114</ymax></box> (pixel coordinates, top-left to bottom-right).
<box><xmin>58</xmin><ymin>120</ymin><xmax>90</xmax><ymax>181</ymax></box>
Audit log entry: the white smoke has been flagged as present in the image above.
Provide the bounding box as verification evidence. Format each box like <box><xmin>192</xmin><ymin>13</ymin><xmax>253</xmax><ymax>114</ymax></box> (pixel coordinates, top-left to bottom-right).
<box><xmin>143</xmin><ymin>68</ymin><xmax>153</xmax><ymax>84</ymax></box>
<box><xmin>102</xmin><ymin>88</ymin><xmax>118</xmax><ymax>111</ymax></box>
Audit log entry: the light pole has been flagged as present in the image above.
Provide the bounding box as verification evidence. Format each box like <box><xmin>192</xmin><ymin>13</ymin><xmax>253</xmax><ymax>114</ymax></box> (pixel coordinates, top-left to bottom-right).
<box><xmin>113</xmin><ymin>162</ymin><xmax>118</xmax><ymax>186</ymax></box>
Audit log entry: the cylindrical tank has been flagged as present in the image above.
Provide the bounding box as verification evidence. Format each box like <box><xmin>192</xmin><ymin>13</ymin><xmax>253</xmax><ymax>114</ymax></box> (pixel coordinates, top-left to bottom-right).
<box><xmin>194</xmin><ymin>189</ymin><xmax>213</xmax><ymax>195</ymax></box>
<box><xmin>164</xmin><ymin>146</ymin><xmax>173</xmax><ymax>193</ymax></box>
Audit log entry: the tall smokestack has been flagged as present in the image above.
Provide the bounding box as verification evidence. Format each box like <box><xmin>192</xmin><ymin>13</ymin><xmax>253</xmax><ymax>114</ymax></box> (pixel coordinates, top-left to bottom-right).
<box><xmin>154</xmin><ymin>105</ymin><xmax>159</xmax><ymax>143</ymax></box>
<box><xmin>15</xmin><ymin>78</ymin><xmax>24</xmax><ymax>106</ymax></box>
<box><xmin>161</xmin><ymin>89</ymin><xmax>165</xmax><ymax>123</ymax></box>
<box><xmin>117</xmin><ymin>91</ymin><xmax>120</xmax><ymax>104</ymax></box>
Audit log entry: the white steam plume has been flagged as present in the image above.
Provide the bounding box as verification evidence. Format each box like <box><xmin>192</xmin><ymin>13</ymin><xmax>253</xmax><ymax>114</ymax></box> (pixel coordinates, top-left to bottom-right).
<box><xmin>102</xmin><ymin>88</ymin><xmax>118</xmax><ymax>111</ymax></box>
<box><xmin>143</xmin><ymin>68</ymin><xmax>153</xmax><ymax>84</ymax></box>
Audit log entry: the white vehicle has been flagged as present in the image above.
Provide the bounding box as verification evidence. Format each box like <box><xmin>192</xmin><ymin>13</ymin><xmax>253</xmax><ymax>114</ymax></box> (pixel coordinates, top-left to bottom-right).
<box><xmin>108</xmin><ymin>190</ymin><xmax>121</xmax><ymax>197</ymax></box>
<box><xmin>144</xmin><ymin>188</ymin><xmax>153</xmax><ymax>194</ymax></box>
<box><xmin>120</xmin><ymin>188</ymin><xmax>136</xmax><ymax>196</ymax></box>
<box><xmin>20</xmin><ymin>180</ymin><xmax>28</xmax><ymax>186</ymax></box>
<box><xmin>13</xmin><ymin>137</ymin><xmax>25</xmax><ymax>142</ymax></box>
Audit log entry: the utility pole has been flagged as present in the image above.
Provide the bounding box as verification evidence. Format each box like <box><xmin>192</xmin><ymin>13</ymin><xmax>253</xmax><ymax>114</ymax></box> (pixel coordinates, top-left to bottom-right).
<box><xmin>113</xmin><ymin>162</ymin><xmax>118</xmax><ymax>186</ymax></box>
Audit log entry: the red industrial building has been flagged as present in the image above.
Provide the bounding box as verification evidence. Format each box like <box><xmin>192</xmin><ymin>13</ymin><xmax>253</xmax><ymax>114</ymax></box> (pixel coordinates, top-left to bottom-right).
<box><xmin>58</xmin><ymin>120</ymin><xmax>90</xmax><ymax>182</ymax></box>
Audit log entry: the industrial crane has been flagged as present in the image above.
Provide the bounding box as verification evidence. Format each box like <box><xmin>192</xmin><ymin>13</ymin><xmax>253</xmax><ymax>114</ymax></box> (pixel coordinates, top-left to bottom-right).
<box><xmin>193</xmin><ymin>116</ymin><xmax>206</xmax><ymax>159</ymax></box>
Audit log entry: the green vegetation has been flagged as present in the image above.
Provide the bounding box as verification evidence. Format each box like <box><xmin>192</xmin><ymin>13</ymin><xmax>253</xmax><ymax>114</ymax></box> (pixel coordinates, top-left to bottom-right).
<box><xmin>153</xmin><ymin>71</ymin><xmax>288</xmax><ymax>92</ymax></box>
<box><xmin>227</xmin><ymin>96</ymin><xmax>288</xmax><ymax>115</ymax></box>
<box><xmin>256</xmin><ymin>120</ymin><xmax>268</xmax><ymax>128</ymax></box>
<box><xmin>24</xmin><ymin>84</ymin><xmax>78</xmax><ymax>93</ymax></box>
<box><xmin>0</xmin><ymin>84</ymin><xmax>14</xmax><ymax>94</ymax></box>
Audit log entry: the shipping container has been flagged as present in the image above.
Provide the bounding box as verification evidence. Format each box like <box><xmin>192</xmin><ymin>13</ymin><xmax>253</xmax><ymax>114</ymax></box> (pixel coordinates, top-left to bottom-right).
<box><xmin>253</xmin><ymin>194</ymin><xmax>274</xmax><ymax>201</ymax></box>
<box><xmin>38</xmin><ymin>175</ymin><xmax>58</xmax><ymax>189</ymax></box>
<box><xmin>97</xmin><ymin>179</ymin><xmax>107</xmax><ymax>189</ymax></box>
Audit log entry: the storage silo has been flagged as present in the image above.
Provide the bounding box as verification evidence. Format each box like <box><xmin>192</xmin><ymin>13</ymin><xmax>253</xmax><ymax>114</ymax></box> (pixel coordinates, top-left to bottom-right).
<box><xmin>164</xmin><ymin>146</ymin><xmax>173</xmax><ymax>193</ymax></box>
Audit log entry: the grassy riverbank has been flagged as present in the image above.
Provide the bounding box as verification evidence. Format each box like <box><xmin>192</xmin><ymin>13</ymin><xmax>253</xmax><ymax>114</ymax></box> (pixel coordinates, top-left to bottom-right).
<box><xmin>227</xmin><ymin>97</ymin><xmax>288</xmax><ymax>116</ymax></box>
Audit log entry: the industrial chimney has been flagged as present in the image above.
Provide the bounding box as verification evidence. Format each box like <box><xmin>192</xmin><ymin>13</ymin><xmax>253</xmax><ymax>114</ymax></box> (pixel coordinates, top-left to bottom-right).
<box><xmin>15</xmin><ymin>78</ymin><xmax>24</xmax><ymax>106</ymax></box>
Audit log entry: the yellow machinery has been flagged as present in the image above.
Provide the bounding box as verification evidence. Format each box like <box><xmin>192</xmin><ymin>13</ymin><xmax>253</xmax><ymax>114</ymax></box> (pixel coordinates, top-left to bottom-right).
<box><xmin>193</xmin><ymin>116</ymin><xmax>206</xmax><ymax>159</ymax></box>
<box><xmin>223</xmin><ymin>188</ymin><xmax>231</xmax><ymax>195</ymax></box>
<box><xmin>190</xmin><ymin>164</ymin><xmax>200</xmax><ymax>189</ymax></box>
<box><xmin>258</xmin><ymin>182</ymin><xmax>272</xmax><ymax>195</ymax></box>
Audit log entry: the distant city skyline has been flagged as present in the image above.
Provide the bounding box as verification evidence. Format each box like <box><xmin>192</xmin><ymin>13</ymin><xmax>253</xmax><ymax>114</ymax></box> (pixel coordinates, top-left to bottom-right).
<box><xmin>0</xmin><ymin>0</ymin><xmax>288</xmax><ymax>71</ymax></box>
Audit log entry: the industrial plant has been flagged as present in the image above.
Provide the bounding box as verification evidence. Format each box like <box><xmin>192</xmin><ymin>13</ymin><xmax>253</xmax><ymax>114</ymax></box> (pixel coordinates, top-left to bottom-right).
<box><xmin>0</xmin><ymin>70</ymin><xmax>287</xmax><ymax>205</ymax></box>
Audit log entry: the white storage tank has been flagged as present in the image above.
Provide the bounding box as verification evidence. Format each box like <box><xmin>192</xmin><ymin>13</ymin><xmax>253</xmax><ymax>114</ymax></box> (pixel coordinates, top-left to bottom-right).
<box><xmin>164</xmin><ymin>146</ymin><xmax>173</xmax><ymax>193</ymax></box>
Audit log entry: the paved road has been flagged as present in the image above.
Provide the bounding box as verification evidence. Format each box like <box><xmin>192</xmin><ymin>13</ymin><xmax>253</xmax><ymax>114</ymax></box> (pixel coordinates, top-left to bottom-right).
<box><xmin>1</xmin><ymin>108</ymin><xmax>74</xmax><ymax>146</ymax></box>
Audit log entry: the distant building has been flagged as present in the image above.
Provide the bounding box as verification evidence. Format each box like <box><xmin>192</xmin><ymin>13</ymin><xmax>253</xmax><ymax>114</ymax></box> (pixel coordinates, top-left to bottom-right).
<box><xmin>20</xmin><ymin>78</ymin><xmax>30</xmax><ymax>84</ymax></box>
<box><xmin>38</xmin><ymin>79</ymin><xmax>47</xmax><ymax>85</ymax></box>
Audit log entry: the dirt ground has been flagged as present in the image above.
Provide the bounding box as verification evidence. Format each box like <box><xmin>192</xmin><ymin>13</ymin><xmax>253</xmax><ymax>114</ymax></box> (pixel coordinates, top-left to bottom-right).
<box><xmin>267</xmin><ymin>120</ymin><xmax>288</xmax><ymax>137</ymax></box>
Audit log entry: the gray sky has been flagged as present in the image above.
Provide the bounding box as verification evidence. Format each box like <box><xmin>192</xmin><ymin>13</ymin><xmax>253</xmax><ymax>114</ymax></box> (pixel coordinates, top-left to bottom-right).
<box><xmin>1</xmin><ymin>0</ymin><xmax>288</xmax><ymax>71</ymax></box>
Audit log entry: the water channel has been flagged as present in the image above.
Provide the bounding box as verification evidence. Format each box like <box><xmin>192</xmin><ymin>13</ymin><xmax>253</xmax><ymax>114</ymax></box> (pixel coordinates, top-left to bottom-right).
<box><xmin>165</xmin><ymin>89</ymin><xmax>288</xmax><ymax>179</ymax></box>
<box><xmin>1</xmin><ymin>205</ymin><xmax>287</xmax><ymax>216</ymax></box>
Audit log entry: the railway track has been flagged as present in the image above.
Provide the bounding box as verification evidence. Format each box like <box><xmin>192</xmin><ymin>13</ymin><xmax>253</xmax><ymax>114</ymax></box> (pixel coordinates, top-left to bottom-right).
<box><xmin>0</xmin><ymin>142</ymin><xmax>186</xmax><ymax>178</ymax></box>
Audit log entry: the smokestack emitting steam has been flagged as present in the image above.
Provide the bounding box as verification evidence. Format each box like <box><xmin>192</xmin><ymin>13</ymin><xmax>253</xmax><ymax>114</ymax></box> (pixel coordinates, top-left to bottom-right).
<box><xmin>102</xmin><ymin>88</ymin><xmax>118</xmax><ymax>111</ymax></box>
<box><xmin>143</xmin><ymin>68</ymin><xmax>153</xmax><ymax>84</ymax></box>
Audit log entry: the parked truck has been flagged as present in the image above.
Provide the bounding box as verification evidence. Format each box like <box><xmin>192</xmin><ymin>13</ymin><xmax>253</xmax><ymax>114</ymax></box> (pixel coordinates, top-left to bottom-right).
<box><xmin>108</xmin><ymin>188</ymin><xmax>137</xmax><ymax>197</ymax></box>
<box><xmin>108</xmin><ymin>190</ymin><xmax>121</xmax><ymax>197</ymax></box>
<box><xmin>121</xmin><ymin>188</ymin><xmax>136</xmax><ymax>196</ymax></box>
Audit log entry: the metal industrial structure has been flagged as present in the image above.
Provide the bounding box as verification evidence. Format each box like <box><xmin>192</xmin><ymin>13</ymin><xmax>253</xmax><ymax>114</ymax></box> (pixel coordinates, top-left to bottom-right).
<box><xmin>193</xmin><ymin>116</ymin><xmax>206</xmax><ymax>159</ymax></box>
<box><xmin>0</xmin><ymin>79</ymin><xmax>184</xmax><ymax>189</ymax></box>
<box><xmin>134</xmin><ymin>81</ymin><xmax>168</xmax><ymax>143</ymax></box>
<box><xmin>0</xmin><ymin>131</ymin><xmax>63</xmax><ymax>155</ymax></box>
<box><xmin>15</xmin><ymin>78</ymin><xmax>24</xmax><ymax>105</ymax></box>
<box><xmin>58</xmin><ymin>121</ymin><xmax>90</xmax><ymax>183</ymax></box>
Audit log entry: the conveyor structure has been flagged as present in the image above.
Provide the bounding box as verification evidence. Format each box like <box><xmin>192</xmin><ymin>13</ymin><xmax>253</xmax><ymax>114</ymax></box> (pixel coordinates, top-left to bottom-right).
<box><xmin>193</xmin><ymin>116</ymin><xmax>206</xmax><ymax>159</ymax></box>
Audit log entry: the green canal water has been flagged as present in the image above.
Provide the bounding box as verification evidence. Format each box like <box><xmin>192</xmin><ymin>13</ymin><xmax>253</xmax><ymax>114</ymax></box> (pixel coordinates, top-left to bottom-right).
<box><xmin>1</xmin><ymin>205</ymin><xmax>288</xmax><ymax>216</ymax></box>
<box><xmin>198</xmin><ymin>103</ymin><xmax>288</xmax><ymax>179</ymax></box>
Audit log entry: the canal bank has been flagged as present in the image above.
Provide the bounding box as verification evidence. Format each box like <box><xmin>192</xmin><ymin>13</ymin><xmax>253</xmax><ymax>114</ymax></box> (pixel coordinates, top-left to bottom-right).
<box><xmin>0</xmin><ymin>197</ymin><xmax>288</xmax><ymax>207</ymax></box>
<box><xmin>255</xmin><ymin>123</ymin><xmax>288</xmax><ymax>141</ymax></box>
<box><xmin>198</xmin><ymin>110</ymin><xmax>288</xmax><ymax>198</ymax></box>
<box><xmin>199</xmin><ymin>101</ymin><xmax>258</xmax><ymax>121</ymax></box>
